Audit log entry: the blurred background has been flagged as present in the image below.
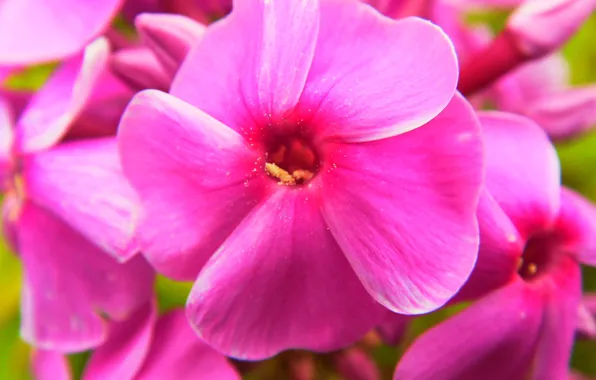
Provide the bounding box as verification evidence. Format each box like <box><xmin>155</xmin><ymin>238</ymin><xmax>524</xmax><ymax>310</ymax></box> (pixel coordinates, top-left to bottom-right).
<box><xmin>1</xmin><ymin>9</ymin><xmax>596</xmax><ymax>380</ymax></box>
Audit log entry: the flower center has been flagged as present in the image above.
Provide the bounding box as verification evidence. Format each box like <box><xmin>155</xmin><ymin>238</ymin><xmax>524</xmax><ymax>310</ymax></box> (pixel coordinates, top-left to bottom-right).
<box><xmin>517</xmin><ymin>233</ymin><xmax>560</xmax><ymax>281</ymax></box>
<box><xmin>263</xmin><ymin>133</ymin><xmax>320</xmax><ymax>186</ymax></box>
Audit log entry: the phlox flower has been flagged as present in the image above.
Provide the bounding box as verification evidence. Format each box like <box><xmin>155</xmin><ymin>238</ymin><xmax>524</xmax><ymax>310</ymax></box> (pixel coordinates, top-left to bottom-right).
<box><xmin>32</xmin><ymin>302</ymin><xmax>239</xmax><ymax>380</ymax></box>
<box><xmin>111</xmin><ymin>13</ymin><xmax>206</xmax><ymax>91</ymax></box>
<box><xmin>119</xmin><ymin>0</ymin><xmax>484</xmax><ymax>359</ymax></box>
<box><xmin>0</xmin><ymin>38</ymin><xmax>153</xmax><ymax>352</ymax></box>
<box><xmin>422</xmin><ymin>1</ymin><xmax>596</xmax><ymax>140</ymax></box>
<box><xmin>395</xmin><ymin>112</ymin><xmax>596</xmax><ymax>379</ymax></box>
<box><xmin>0</xmin><ymin>0</ymin><xmax>123</xmax><ymax>66</ymax></box>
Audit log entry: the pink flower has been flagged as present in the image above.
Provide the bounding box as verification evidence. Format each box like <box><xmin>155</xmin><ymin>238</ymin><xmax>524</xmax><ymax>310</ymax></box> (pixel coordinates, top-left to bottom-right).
<box><xmin>110</xmin><ymin>13</ymin><xmax>206</xmax><ymax>91</ymax></box>
<box><xmin>0</xmin><ymin>0</ymin><xmax>124</xmax><ymax>66</ymax></box>
<box><xmin>0</xmin><ymin>39</ymin><xmax>153</xmax><ymax>352</ymax></box>
<box><xmin>507</xmin><ymin>0</ymin><xmax>596</xmax><ymax>57</ymax></box>
<box><xmin>418</xmin><ymin>2</ymin><xmax>596</xmax><ymax>140</ymax></box>
<box><xmin>394</xmin><ymin>112</ymin><xmax>596</xmax><ymax>379</ymax></box>
<box><xmin>31</xmin><ymin>303</ymin><xmax>240</xmax><ymax>380</ymax></box>
<box><xmin>84</xmin><ymin>302</ymin><xmax>240</xmax><ymax>380</ymax></box>
<box><xmin>443</xmin><ymin>0</ymin><xmax>595</xmax><ymax>58</ymax></box>
<box><xmin>119</xmin><ymin>0</ymin><xmax>484</xmax><ymax>359</ymax></box>
<box><xmin>491</xmin><ymin>54</ymin><xmax>596</xmax><ymax>140</ymax></box>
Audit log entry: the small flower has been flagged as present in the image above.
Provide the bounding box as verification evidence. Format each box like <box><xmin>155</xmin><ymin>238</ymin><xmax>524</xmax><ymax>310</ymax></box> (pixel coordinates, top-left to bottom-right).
<box><xmin>0</xmin><ymin>38</ymin><xmax>153</xmax><ymax>352</ymax></box>
<box><xmin>394</xmin><ymin>112</ymin><xmax>596</xmax><ymax>379</ymax></box>
<box><xmin>110</xmin><ymin>13</ymin><xmax>206</xmax><ymax>92</ymax></box>
<box><xmin>119</xmin><ymin>0</ymin><xmax>484</xmax><ymax>359</ymax></box>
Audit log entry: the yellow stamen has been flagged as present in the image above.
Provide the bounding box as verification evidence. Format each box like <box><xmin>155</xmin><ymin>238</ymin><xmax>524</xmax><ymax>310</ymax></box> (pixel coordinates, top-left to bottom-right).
<box><xmin>265</xmin><ymin>163</ymin><xmax>315</xmax><ymax>186</ymax></box>
<box><xmin>527</xmin><ymin>263</ymin><xmax>538</xmax><ymax>276</ymax></box>
<box><xmin>265</xmin><ymin>163</ymin><xmax>296</xmax><ymax>185</ymax></box>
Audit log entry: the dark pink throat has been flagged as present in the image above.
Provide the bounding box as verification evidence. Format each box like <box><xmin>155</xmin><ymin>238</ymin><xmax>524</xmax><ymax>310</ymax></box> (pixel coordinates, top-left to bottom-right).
<box><xmin>518</xmin><ymin>232</ymin><xmax>564</xmax><ymax>282</ymax></box>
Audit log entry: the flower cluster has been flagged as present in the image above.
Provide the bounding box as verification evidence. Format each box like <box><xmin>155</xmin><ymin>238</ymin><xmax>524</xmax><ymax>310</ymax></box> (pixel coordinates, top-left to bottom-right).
<box><xmin>1</xmin><ymin>0</ymin><xmax>596</xmax><ymax>379</ymax></box>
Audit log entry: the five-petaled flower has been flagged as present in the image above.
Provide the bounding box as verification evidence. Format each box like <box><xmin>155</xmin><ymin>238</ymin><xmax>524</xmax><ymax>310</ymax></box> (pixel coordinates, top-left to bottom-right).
<box><xmin>119</xmin><ymin>0</ymin><xmax>484</xmax><ymax>359</ymax></box>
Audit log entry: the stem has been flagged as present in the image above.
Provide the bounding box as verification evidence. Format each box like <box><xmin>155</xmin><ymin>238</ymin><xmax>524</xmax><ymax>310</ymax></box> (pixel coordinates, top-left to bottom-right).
<box><xmin>457</xmin><ymin>30</ymin><xmax>529</xmax><ymax>97</ymax></box>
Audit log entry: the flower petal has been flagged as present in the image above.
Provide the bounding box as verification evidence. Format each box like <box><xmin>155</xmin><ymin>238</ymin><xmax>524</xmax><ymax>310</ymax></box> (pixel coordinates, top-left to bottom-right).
<box><xmin>479</xmin><ymin>111</ymin><xmax>561</xmax><ymax>239</ymax></box>
<box><xmin>0</xmin><ymin>95</ymin><xmax>13</xmax><ymax>186</ymax></box>
<box><xmin>320</xmin><ymin>94</ymin><xmax>483</xmax><ymax>314</ymax></box>
<box><xmin>85</xmin><ymin>301</ymin><xmax>157</xmax><ymax>380</ymax></box>
<box><xmin>171</xmin><ymin>0</ymin><xmax>319</xmax><ymax>132</ymax></box>
<box><xmin>110</xmin><ymin>47</ymin><xmax>171</xmax><ymax>91</ymax></box>
<box><xmin>0</xmin><ymin>0</ymin><xmax>121</xmax><ymax>65</ymax></box>
<box><xmin>576</xmin><ymin>302</ymin><xmax>596</xmax><ymax>339</ymax></box>
<box><xmin>31</xmin><ymin>350</ymin><xmax>71</xmax><ymax>380</ymax></box>
<box><xmin>555</xmin><ymin>187</ymin><xmax>596</xmax><ymax>266</ymax></box>
<box><xmin>187</xmin><ymin>189</ymin><xmax>387</xmax><ymax>360</ymax></box>
<box><xmin>17</xmin><ymin>201</ymin><xmax>153</xmax><ymax>352</ymax></box>
<box><xmin>526</xmin><ymin>85</ymin><xmax>596</xmax><ymax>140</ymax></box>
<box><xmin>67</xmin><ymin>69</ymin><xmax>134</xmax><ymax>139</ymax></box>
<box><xmin>136</xmin><ymin>13</ymin><xmax>206</xmax><ymax>79</ymax></box>
<box><xmin>23</xmin><ymin>138</ymin><xmax>140</xmax><ymax>262</ymax></box>
<box><xmin>118</xmin><ymin>90</ymin><xmax>266</xmax><ymax>280</ymax></box>
<box><xmin>532</xmin><ymin>256</ymin><xmax>581</xmax><ymax>379</ymax></box>
<box><xmin>394</xmin><ymin>280</ymin><xmax>544</xmax><ymax>380</ymax></box>
<box><xmin>455</xmin><ymin>190</ymin><xmax>522</xmax><ymax>301</ymax></box>
<box><xmin>16</xmin><ymin>38</ymin><xmax>109</xmax><ymax>153</ymax></box>
<box><xmin>297</xmin><ymin>0</ymin><xmax>458</xmax><ymax>142</ymax></box>
<box><xmin>18</xmin><ymin>202</ymin><xmax>105</xmax><ymax>352</ymax></box>
<box><xmin>137</xmin><ymin>310</ymin><xmax>240</xmax><ymax>379</ymax></box>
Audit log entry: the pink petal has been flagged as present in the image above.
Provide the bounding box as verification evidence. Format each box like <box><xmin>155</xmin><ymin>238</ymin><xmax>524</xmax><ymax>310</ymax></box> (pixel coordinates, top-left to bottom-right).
<box><xmin>525</xmin><ymin>85</ymin><xmax>596</xmax><ymax>140</ymax></box>
<box><xmin>23</xmin><ymin>138</ymin><xmax>141</xmax><ymax>261</ymax></box>
<box><xmin>171</xmin><ymin>0</ymin><xmax>319</xmax><ymax>132</ymax></box>
<box><xmin>137</xmin><ymin>310</ymin><xmax>240</xmax><ymax>380</ymax></box>
<box><xmin>118</xmin><ymin>90</ymin><xmax>266</xmax><ymax>280</ymax></box>
<box><xmin>297</xmin><ymin>1</ymin><xmax>458</xmax><ymax>142</ymax></box>
<box><xmin>479</xmin><ymin>112</ymin><xmax>561</xmax><ymax>239</ymax></box>
<box><xmin>85</xmin><ymin>301</ymin><xmax>157</xmax><ymax>380</ymax></box>
<box><xmin>0</xmin><ymin>0</ymin><xmax>122</xmax><ymax>65</ymax></box>
<box><xmin>0</xmin><ymin>95</ymin><xmax>13</xmax><ymax>185</ymax></box>
<box><xmin>18</xmin><ymin>201</ymin><xmax>106</xmax><ymax>351</ymax></box>
<box><xmin>320</xmin><ymin>94</ymin><xmax>483</xmax><ymax>314</ymax></box>
<box><xmin>110</xmin><ymin>47</ymin><xmax>171</xmax><ymax>91</ymax></box>
<box><xmin>494</xmin><ymin>53</ymin><xmax>569</xmax><ymax>113</ymax></box>
<box><xmin>31</xmin><ymin>350</ymin><xmax>71</xmax><ymax>380</ymax></box>
<box><xmin>187</xmin><ymin>189</ymin><xmax>387</xmax><ymax>360</ymax></box>
<box><xmin>136</xmin><ymin>13</ymin><xmax>206</xmax><ymax>79</ymax></box>
<box><xmin>394</xmin><ymin>280</ymin><xmax>544</xmax><ymax>380</ymax></box>
<box><xmin>67</xmin><ymin>68</ymin><xmax>134</xmax><ymax>139</ymax></box>
<box><xmin>576</xmin><ymin>302</ymin><xmax>596</xmax><ymax>339</ymax></box>
<box><xmin>17</xmin><ymin>201</ymin><xmax>154</xmax><ymax>351</ymax></box>
<box><xmin>508</xmin><ymin>0</ymin><xmax>595</xmax><ymax>57</ymax></box>
<box><xmin>16</xmin><ymin>38</ymin><xmax>109</xmax><ymax>153</ymax></box>
<box><xmin>0</xmin><ymin>88</ymin><xmax>32</xmax><ymax>121</ymax></box>
<box><xmin>582</xmin><ymin>293</ymin><xmax>596</xmax><ymax>317</ymax></box>
<box><xmin>455</xmin><ymin>190</ymin><xmax>522</xmax><ymax>301</ymax></box>
<box><xmin>532</xmin><ymin>256</ymin><xmax>581</xmax><ymax>379</ymax></box>
<box><xmin>555</xmin><ymin>187</ymin><xmax>596</xmax><ymax>266</ymax></box>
